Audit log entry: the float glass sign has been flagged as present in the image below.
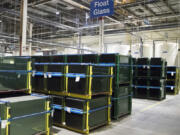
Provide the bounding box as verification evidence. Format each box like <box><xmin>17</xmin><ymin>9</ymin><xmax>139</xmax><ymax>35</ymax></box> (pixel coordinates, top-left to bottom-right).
<box><xmin>90</xmin><ymin>0</ymin><xmax>114</xmax><ymax>18</ymax></box>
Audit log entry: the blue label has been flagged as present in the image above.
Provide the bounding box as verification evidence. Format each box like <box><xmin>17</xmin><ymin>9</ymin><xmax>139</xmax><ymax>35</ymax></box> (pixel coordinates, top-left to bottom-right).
<box><xmin>90</xmin><ymin>0</ymin><xmax>114</xmax><ymax>18</ymax></box>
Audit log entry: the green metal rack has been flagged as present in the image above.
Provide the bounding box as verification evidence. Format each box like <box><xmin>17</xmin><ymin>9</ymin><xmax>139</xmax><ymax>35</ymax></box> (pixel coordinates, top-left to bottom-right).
<box><xmin>0</xmin><ymin>56</ymin><xmax>32</xmax><ymax>94</ymax></box>
<box><xmin>166</xmin><ymin>66</ymin><xmax>180</xmax><ymax>95</ymax></box>
<box><xmin>32</xmin><ymin>62</ymin><xmax>113</xmax><ymax>99</ymax></box>
<box><xmin>99</xmin><ymin>54</ymin><xmax>132</xmax><ymax>119</ymax></box>
<box><xmin>53</xmin><ymin>96</ymin><xmax>111</xmax><ymax>134</ymax></box>
<box><xmin>0</xmin><ymin>95</ymin><xmax>51</xmax><ymax>135</ymax></box>
<box><xmin>133</xmin><ymin>58</ymin><xmax>167</xmax><ymax>100</ymax></box>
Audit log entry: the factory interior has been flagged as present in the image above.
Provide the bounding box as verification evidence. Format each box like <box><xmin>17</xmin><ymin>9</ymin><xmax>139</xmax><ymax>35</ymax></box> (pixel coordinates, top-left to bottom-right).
<box><xmin>0</xmin><ymin>0</ymin><xmax>180</xmax><ymax>135</ymax></box>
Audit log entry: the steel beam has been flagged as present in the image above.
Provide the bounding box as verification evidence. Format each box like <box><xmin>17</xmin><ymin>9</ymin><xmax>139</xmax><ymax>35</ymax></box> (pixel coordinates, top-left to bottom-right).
<box><xmin>162</xmin><ymin>0</ymin><xmax>175</xmax><ymax>14</ymax></box>
<box><xmin>19</xmin><ymin>0</ymin><xmax>28</xmax><ymax>56</ymax></box>
<box><xmin>99</xmin><ymin>18</ymin><xmax>105</xmax><ymax>53</ymax></box>
<box><xmin>141</xmin><ymin>4</ymin><xmax>156</xmax><ymax>16</ymax></box>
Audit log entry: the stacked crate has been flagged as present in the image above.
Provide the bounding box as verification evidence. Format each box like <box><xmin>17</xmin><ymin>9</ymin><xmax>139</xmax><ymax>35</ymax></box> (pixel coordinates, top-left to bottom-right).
<box><xmin>133</xmin><ymin>58</ymin><xmax>166</xmax><ymax>100</ymax></box>
<box><xmin>99</xmin><ymin>54</ymin><xmax>132</xmax><ymax>120</ymax></box>
<box><xmin>0</xmin><ymin>95</ymin><xmax>51</xmax><ymax>135</ymax></box>
<box><xmin>0</xmin><ymin>56</ymin><xmax>32</xmax><ymax>94</ymax></box>
<box><xmin>166</xmin><ymin>66</ymin><xmax>180</xmax><ymax>95</ymax></box>
<box><xmin>32</xmin><ymin>54</ymin><xmax>113</xmax><ymax>134</ymax></box>
<box><xmin>0</xmin><ymin>56</ymin><xmax>51</xmax><ymax>135</ymax></box>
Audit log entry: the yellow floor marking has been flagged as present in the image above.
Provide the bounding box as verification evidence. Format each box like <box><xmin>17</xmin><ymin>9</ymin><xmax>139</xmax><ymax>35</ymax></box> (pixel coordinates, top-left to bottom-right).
<box><xmin>140</xmin><ymin>101</ymin><xmax>162</xmax><ymax>112</ymax></box>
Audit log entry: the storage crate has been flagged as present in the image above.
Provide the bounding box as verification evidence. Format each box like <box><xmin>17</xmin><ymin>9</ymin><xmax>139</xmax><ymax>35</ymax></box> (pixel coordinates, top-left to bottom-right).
<box><xmin>52</xmin><ymin>96</ymin><xmax>65</xmax><ymax>126</ymax></box>
<box><xmin>167</xmin><ymin>66</ymin><xmax>176</xmax><ymax>80</ymax></box>
<box><xmin>0</xmin><ymin>56</ymin><xmax>32</xmax><ymax>94</ymax></box>
<box><xmin>111</xmin><ymin>85</ymin><xmax>132</xmax><ymax>120</ymax></box>
<box><xmin>166</xmin><ymin>66</ymin><xmax>179</xmax><ymax>95</ymax></box>
<box><xmin>66</xmin><ymin>55</ymin><xmax>82</xmax><ymax>63</ymax></box>
<box><xmin>61</xmin><ymin>96</ymin><xmax>111</xmax><ymax>134</ymax></box>
<box><xmin>133</xmin><ymin>79</ymin><xmax>166</xmax><ymax>100</ymax></box>
<box><xmin>149</xmin><ymin>79</ymin><xmax>166</xmax><ymax>100</ymax></box>
<box><xmin>32</xmin><ymin>56</ymin><xmax>67</xmax><ymax>95</ymax></box>
<box><xmin>0</xmin><ymin>95</ymin><xmax>51</xmax><ymax>135</ymax></box>
<box><xmin>150</xmin><ymin>58</ymin><xmax>166</xmax><ymax>78</ymax></box>
<box><xmin>81</xmin><ymin>54</ymin><xmax>99</xmax><ymax>63</ymax></box>
<box><xmin>135</xmin><ymin>58</ymin><xmax>149</xmax><ymax>77</ymax></box>
<box><xmin>99</xmin><ymin>54</ymin><xmax>131</xmax><ymax>85</ymax></box>
<box><xmin>67</xmin><ymin>64</ymin><xmax>113</xmax><ymax>99</ymax></box>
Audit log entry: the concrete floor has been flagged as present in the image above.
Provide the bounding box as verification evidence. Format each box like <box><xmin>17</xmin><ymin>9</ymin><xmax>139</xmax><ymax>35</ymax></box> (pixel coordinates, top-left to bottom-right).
<box><xmin>54</xmin><ymin>94</ymin><xmax>180</xmax><ymax>135</ymax></box>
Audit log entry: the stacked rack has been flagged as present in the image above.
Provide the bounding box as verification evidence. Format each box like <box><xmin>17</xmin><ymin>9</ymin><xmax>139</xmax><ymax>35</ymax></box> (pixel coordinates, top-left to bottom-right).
<box><xmin>133</xmin><ymin>58</ymin><xmax>167</xmax><ymax>100</ymax></box>
<box><xmin>32</xmin><ymin>54</ymin><xmax>113</xmax><ymax>134</ymax></box>
<box><xmin>99</xmin><ymin>54</ymin><xmax>132</xmax><ymax>120</ymax></box>
<box><xmin>0</xmin><ymin>56</ymin><xmax>51</xmax><ymax>135</ymax></box>
<box><xmin>0</xmin><ymin>56</ymin><xmax>32</xmax><ymax>94</ymax></box>
<box><xmin>166</xmin><ymin>66</ymin><xmax>180</xmax><ymax>95</ymax></box>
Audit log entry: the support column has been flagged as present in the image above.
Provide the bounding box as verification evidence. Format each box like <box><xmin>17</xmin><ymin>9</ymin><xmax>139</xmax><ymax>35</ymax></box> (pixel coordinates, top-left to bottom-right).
<box><xmin>99</xmin><ymin>17</ymin><xmax>105</xmax><ymax>53</ymax></box>
<box><xmin>19</xmin><ymin>0</ymin><xmax>28</xmax><ymax>56</ymax></box>
<box><xmin>139</xmin><ymin>37</ymin><xmax>143</xmax><ymax>57</ymax></box>
<box><xmin>0</xmin><ymin>21</ymin><xmax>2</xmax><ymax>32</ymax></box>
<box><xmin>28</xmin><ymin>23</ymin><xmax>33</xmax><ymax>56</ymax></box>
<box><xmin>178</xmin><ymin>39</ymin><xmax>180</xmax><ymax>67</ymax></box>
<box><xmin>153</xmin><ymin>40</ymin><xmax>155</xmax><ymax>57</ymax></box>
<box><xmin>77</xmin><ymin>32</ymin><xmax>82</xmax><ymax>54</ymax></box>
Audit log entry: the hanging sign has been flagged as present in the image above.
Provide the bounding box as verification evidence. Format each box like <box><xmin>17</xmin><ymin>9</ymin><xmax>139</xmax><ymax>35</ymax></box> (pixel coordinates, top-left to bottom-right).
<box><xmin>90</xmin><ymin>0</ymin><xmax>114</xmax><ymax>18</ymax></box>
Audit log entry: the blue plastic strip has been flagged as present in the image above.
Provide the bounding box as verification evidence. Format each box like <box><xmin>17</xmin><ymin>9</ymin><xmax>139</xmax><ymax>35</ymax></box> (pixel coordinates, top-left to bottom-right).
<box><xmin>64</xmin><ymin>105</ymin><xmax>111</xmax><ymax>115</ymax></box>
<box><xmin>92</xmin><ymin>63</ymin><xmax>115</xmax><ymax>67</ymax></box>
<box><xmin>64</xmin><ymin>107</ymin><xmax>85</xmax><ymax>115</ymax></box>
<box><xmin>0</xmin><ymin>70</ymin><xmax>31</xmax><ymax>74</ymax></box>
<box><xmin>167</xmin><ymin>71</ymin><xmax>176</xmax><ymax>74</ymax></box>
<box><xmin>112</xmin><ymin>94</ymin><xmax>132</xmax><ymax>100</ymax></box>
<box><xmin>92</xmin><ymin>75</ymin><xmax>113</xmax><ymax>77</ymax></box>
<box><xmin>89</xmin><ymin>105</ymin><xmax>111</xmax><ymax>113</ymax></box>
<box><xmin>34</xmin><ymin>62</ymin><xmax>114</xmax><ymax>67</ymax></box>
<box><xmin>149</xmin><ymin>86</ymin><xmax>161</xmax><ymax>89</ymax></box>
<box><xmin>47</xmin><ymin>72</ymin><xmax>63</xmax><ymax>77</ymax></box>
<box><xmin>132</xmin><ymin>65</ymin><xmax>162</xmax><ymax>68</ymax></box>
<box><xmin>31</xmin><ymin>93</ymin><xmax>49</xmax><ymax>99</ymax></box>
<box><xmin>52</xmin><ymin>104</ymin><xmax>63</xmax><ymax>110</ymax></box>
<box><xmin>8</xmin><ymin>111</ymin><xmax>51</xmax><ymax>122</ymax></box>
<box><xmin>66</xmin><ymin>73</ymin><xmax>86</xmax><ymax>78</ymax></box>
<box><xmin>0</xmin><ymin>100</ymin><xmax>9</xmax><ymax>103</ymax></box>
<box><xmin>166</xmin><ymin>85</ymin><xmax>175</xmax><ymax>88</ymax></box>
<box><xmin>133</xmin><ymin>85</ymin><xmax>161</xmax><ymax>89</ymax></box>
<box><xmin>33</xmin><ymin>71</ymin><xmax>64</xmax><ymax>77</ymax></box>
<box><xmin>33</xmin><ymin>71</ymin><xmax>113</xmax><ymax>78</ymax></box>
<box><xmin>134</xmin><ymin>85</ymin><xmax>148</xmax><ymax>89</ymax></box>
<box><xmin>33</xmin><ymin>72</ymin><xmax>44</xmax><ymax>76</ymax></box>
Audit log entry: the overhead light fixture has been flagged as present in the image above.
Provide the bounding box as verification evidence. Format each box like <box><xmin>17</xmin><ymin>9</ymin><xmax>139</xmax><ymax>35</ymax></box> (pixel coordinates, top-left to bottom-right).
<box><xmin>56</xmin><ymin>11</ymin><xmax>60</xmax><ymax>15</ymax></box>
<box><xmin>128</xmin><ymin>16</ymin><xmax>133</xmax><ymax>18</ymax></box>
<box><xmin>0</xmin><ymin>20</ymin><xmax>2</xmax><ymax>23</ymax></box>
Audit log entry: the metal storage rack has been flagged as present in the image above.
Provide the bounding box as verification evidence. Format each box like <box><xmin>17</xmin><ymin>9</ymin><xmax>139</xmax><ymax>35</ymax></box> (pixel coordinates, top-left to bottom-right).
<box><xmin>32</xmin><ymin>55</ymin><xmax>113</xmax><ymax>134</ymax></box>
<box><xmin>53</xmin><ymin>96</ymin><xmax>111</xmax><ymax>134</ymax></box>
<box><xmin>99</xmin><ymin>53</ymin><xmax>132</xmax><ymax>120</ymax></box>
<box><xmin>32</xmin><ymin>55</ymin><xmax>67</xmax><ymax>96</ymax></box>
<box><xmin>166</xmin><ymin>66</ymin><xmax>180</xmax><ymax>95</ymax></box>
<box><xmin>0</xmin><ymin>56</ymin><xmax>32</xmax><ymax>95</ymax></box>
<box><xmin>133</xmin><ymin>58</ymin><xmax>167</xmax><ymax>100</ymax></box>
<box><xmin>0</xmin><ymin>95</ymin><xmax>51</xmax><ymax>135</ymax></box>
<box><xmin>33</xmin><ymin>62</ymin><xmax>113</xmax><ymax>99</ymax></box>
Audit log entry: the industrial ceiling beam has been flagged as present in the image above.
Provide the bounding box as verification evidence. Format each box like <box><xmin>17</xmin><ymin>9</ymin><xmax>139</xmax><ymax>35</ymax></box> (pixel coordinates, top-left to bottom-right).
<box><xmin>162</xmin><ymin>0</ymin><xmax>176</xmax><ymax>14</ymax></box>
<box><xmin>0</xmin><ymin>7</ymin><xmax>78</xmax><ymax>31</ymax></box>
<box><xmin>28</xmin><ymin>0</ymin><xmax>52</xmax><ymax>6</ymax></box>
<box><xmin>141</xmin><ymin>4</ymin><xmax>156</xmax><ymax>16</ymax></box>
<box><xmin>105</xmin><ymin>22</ymin><xmax>179</xmax><ymax>34</ymax></box>
<box><xmin>119</xmin><ymin>0</ymin><xmax>160</xmax><ymax>8</ymax></box>
<box><xmin>19</xmin><ymin>0</ymin><xmax>28</xmax><ymax>56</ymax></box>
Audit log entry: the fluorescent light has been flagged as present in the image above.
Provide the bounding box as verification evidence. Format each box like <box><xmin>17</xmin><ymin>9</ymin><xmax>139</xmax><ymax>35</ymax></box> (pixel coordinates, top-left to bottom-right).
<box><xmin>56</xmin><ymin>11</ymin><xmax>60</xmax><ymax>15</ymax></box>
